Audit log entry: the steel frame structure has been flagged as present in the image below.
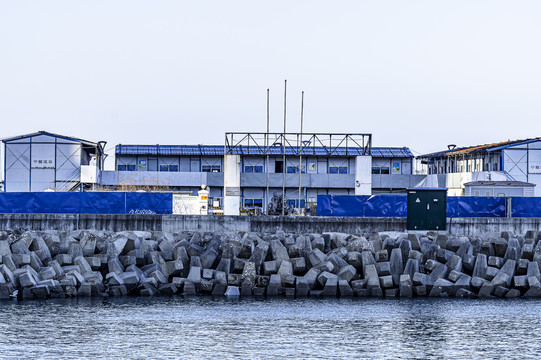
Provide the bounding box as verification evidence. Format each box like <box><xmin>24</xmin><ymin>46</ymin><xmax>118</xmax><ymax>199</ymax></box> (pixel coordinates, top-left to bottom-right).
<box><xmin>224</xmin><ymin>132</ymin><xmax>372</xmax><ymax>156</ymax></box>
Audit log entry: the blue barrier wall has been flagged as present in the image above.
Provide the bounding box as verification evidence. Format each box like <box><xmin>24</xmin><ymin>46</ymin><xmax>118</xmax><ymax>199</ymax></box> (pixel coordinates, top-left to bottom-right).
<box><xmin>317</xmin><ymin>195</ymin><xmax>538</xmax><ymax>218</ymax></box>
<box><xmin>0</xmin><ymin>192</ymin><xmax>173</xmax><ymax>215</ymax></box>
<box><xmin>511</xmin><ymin>197</ymin><xmax>541</xmax><ymax>218</ymax></box>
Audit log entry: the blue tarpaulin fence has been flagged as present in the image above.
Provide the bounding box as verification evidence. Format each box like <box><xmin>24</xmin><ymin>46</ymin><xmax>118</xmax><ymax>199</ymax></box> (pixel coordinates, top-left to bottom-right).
<box><xmin>317</xmin><ymin>195</ymin><xmax>541</xmax><ymax>218</ymax></box>
<box><xmin>0</xmin><ymin>192</ymin><xmax>173</xmax><ymax>214</ymax></box>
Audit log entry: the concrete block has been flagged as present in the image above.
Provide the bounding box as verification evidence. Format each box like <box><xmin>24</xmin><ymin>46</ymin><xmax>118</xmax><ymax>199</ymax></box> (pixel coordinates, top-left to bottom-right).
<box><xmin>307</xmin><ymin>248</ymin><xmax>326</xmax><ymax>267</ymax></box>
<box><xmin>379</xmin><ymin>275</ymin><xmax>394</xmax><ymax>289</ymax></box>
<box><xmin>375</xmin><ymin>262</ymin><xmax>391</xmax><ymax>276</ymax></box>
<box><xmin>182</xmin><ymin>281</ymin><xmax>196</xmax><ymax>295</ymax></box>
<box><xmin>505</xmin><ymin>289</ymin><xmax>521</xmax><ymax>298</ymax></box>
<box><xmin>385</xmin><ymin>288</ymin><xmax>399</xmax><ymax>297</ymax></box>
<box><xmin>211</xmin><ymin>283</ymin><xmax>227</xmax><ymax>296</ymax></box>
<box><xmin>12</xmin><ymin>254</ymin><xmax>30</xmax><ymax>267</ymax></box>
<box><xmin>74</xmin><ymin>256</ymin><xmax>92</xmax><ymax>274</ymax></box>
<box><xmin>232</xmin><ymin>258</ymin><xmax>246</xmax><ymax>274</ymax></box>
<box><xmin>295</xmin><ymin>276</ymin><xmax>309</xmax><ymax>296</ymax></box>
<box><xmin>389</xmin><ymin>248</ymin><xmax>403</xmax><ymax>286</ymax></box>
<box><xmin>399</xmin><ymin>274</ymin><xmax>413</xmax><ymax>297</ymax></box>
<box><xmin>321</xmin><ymin>277</ymin><xmax>338</xmax><ymax>297</ymax></box>
<box><xmin>263</xmin><ymin>261</ymin><xmax>278</xmax><ymax>275</ymax></box>
<box><xmin>119</xmin><ymin>271</ymin><xmax>140</xmax><ymax>285</ymax></box>
<box><xmin>485</xmin><ymin>267</ymin><xmax>499</xmax><ymax>281</ymax></box>
<box><xmin>216</xmin><ymin>258</ymin><xmax>231</xmax><ymax>276</ymax></box>
<box><xmin>337</xmin><ymin>265</ymin><xmax>357</xmax><ymax>282</ymax></box>
<box><xmin>375</xmin><ymin>250</ymin><xmax>388</xmax><ymax>263</ymax></box>
<box><xmin>291</xmin><ymin>257</ymin><xmax>306</xmax><ymax>274</ymax></box>
<box><xmin>488</xmin><ymin>256</ymin><xmax>503</xmax><ymax>269</ymax></box>
<box><xmin>304</xmin><ymin>268</ymin><xmax>321</xmax><ymax>289</ymax></box>
<box><xmin>270</xmin><ymin>240</ymin><xmax>290</xmax><ymax>268</ymax></box>
<box><xmin>413</xmin><ymin>285</ymin><xmax>427</xmax><ymax>296</ymax></box>
<box><xmin>108</xmin><ymin>259</ymin><xmax>125</xmax><ymax>275</ymax></box>
<box><xmin>267</xmin><ymin>274</ymin><xmax>282</xmax><ymax>296</ymax></box>
<box><xmin>227</xmin><ymin>274</ymin><xmax>242</xmax><ymax>286</ymax></box>
<box><xmin>318</xmin><ymin>271</ymin><xmax>338</xmax><ymax>287</ymax></box>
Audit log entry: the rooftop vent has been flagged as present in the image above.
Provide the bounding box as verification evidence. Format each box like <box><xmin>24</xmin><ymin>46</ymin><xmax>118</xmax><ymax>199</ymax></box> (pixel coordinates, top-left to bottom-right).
<box><xmin>447</xmin><ymin>144</ymin><xmax>457</xmax><ymax>150</ymax></box>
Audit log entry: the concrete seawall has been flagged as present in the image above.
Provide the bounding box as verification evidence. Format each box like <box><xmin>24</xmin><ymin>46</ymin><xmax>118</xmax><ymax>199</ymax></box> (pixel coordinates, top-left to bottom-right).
<box><xmin>0</xmin><ymin>213</ymin><xmax>540</xmax><ymax>236</ymax></box>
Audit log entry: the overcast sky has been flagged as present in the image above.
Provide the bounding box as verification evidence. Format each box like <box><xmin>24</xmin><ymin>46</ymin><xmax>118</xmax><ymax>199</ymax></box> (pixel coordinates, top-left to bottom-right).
<box><xmin>1</xmin><ymin>1</ymin><xmax>540</xmax><ymax>169</ymax></box>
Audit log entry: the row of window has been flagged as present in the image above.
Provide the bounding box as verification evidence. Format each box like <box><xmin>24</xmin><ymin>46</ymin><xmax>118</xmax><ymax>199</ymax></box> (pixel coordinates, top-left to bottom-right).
<box><xmin>243</xmin><ymin>198</ymin><xmax>306</xmax><ymax>208</ymax></box>
<box><xmin>118</xmin><ymin>164</ymin><xmax>221</xmax><ymax>172</ymax></box>
<box><xmin>372</xmin><ymin>167</ymin><xmax>390</xmax><ymax>174</ymax></box>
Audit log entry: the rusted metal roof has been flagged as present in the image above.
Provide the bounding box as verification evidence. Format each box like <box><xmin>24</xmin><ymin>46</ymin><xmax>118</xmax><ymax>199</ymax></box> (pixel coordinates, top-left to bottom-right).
<box><xmin>419</xmin><ymin>138</ymin><xmax>541</xmax><ymax>159</ymax></box>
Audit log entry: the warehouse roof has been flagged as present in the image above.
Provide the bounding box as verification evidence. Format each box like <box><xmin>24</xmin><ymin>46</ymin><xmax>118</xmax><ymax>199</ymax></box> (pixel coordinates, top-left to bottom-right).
<box><xmin>1</xmin><ymin>131</ymin><xmax>99</xmax><ymax>147</ymax></box>
<box><xmin>419</xmin><ymin>138</ymin><xmax>541</xmax><ymax>159</ymax></box>
<box><xmin>115</xmin><ymin>144</ymin><xmax>414</xmax><ymax>158</ymax></box>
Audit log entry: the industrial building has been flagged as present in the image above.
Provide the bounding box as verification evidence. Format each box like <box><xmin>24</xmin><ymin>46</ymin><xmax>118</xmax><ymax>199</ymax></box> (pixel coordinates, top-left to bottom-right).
<box><xmin>101</xmin><ymin>132</ymin><xmax>423</xmax><ymax>214</ymax></box>
<box><xmin>418</xmin><ymin>138</ymin><xmax>541</xmax><ymax>196</ymax></box>
<box><xmin>1</xmin><ymin>131</ymin><xmax>424</xmax><ymax>214</ymax></box>
<box><xmin>1</xmin><ymin>131</ymin><xmax>105</xmax><ymax>192</ymax></box>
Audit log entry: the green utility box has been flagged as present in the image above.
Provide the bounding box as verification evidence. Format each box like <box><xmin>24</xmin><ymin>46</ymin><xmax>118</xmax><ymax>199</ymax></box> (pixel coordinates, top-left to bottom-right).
<box><xmin>407</xmin><ymin>188</ymin><xmax>447</xmax><ymax>231</ymax></box>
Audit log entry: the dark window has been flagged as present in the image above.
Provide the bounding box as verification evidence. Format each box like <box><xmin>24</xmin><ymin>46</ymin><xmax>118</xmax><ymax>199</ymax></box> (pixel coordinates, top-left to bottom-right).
<box><xmin>244</xmin><ymin>166</ymin><xmax>253</xmax><ymax>173</ymax></box>
<box><xmin>159</xmin><ymin>164</ymin><xmax>168</xmax><ymax>172</ymax></box>
<box><xmin>202</xmin><ymin>165</ymin><xmax>212</xmax><ymax>172</ymax></box>
<box><xmin>254</xmin><ymin>166</ymin><xmax>263</xmax><ymax>173</ymax></box>
<box><xmin>243</xmin><ymin>198</ymin><xmax>263</xmax><ymax>208</ymax></box>
<box><xmin>127</xmin><ymin>165</ymin><xmax>136</xmax><ymax>171</ymax></box>
<box><xmin>372</xmin><ymin>167</ymin><xmax>380</xmax><ymax>174</ymax></box>
<box><xmin>287</xmin><ymin>166</ymin><xmax>297</xmax><ymax>173</ymax></box>
<box><xmin>380</xmin><ymin>167</ymin><xmax>390</xmax><ymax>174</ymax></box>
<box><xmin>287</xmin><ymin>199</ymin><xmax>306</xmax><ymax>208</ymax></box>
<box><xmin>329</xmin><ymin>167</ymin><xmax>338</xmax><ymax>174</ymax></box>
<box><xmin>275</xmin><ymin>161</ymin><xmax>283</xmax><ymax>173</ymax></box>
<box><xmin>338</xmin><ymin>167</ymin><xmax>348</xmax><ymax>174</ymax></box>
<box><xmin>118</xmin><ymin>165</ymin><xmax>127</xmax><ymax>171</ymax></box>
<box><xmin>212</xmin><ymin>165</ymin><xmax>221</xmax><ymax>172</ymax></box>
<box><xmin>169</xmin><ymin>165</ymin><xmax>179</xmax><ymax>172</ymax></box>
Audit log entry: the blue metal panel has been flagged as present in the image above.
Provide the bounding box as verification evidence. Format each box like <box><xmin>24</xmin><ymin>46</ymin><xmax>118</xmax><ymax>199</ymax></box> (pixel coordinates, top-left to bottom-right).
<box><xmin>34</xmin><ymin>192</ymin><xmax>80</xmax><ymax>214</ymax></box>
<box><xmin>317</xmin><ymin>195</ymin><xmax>333</xmax><ymax>216</ymax></box>
<box><xmin>80</xmin><ymin>192</ymin><xmax>125</xmax><ymax>214</ymax></box>
<box><xmin>125</xmin><ymin>193</ymin><xmax>173</xmax><ymax>214</ymax></box>
<box><xmin>331</xmin><ymin>196</ymin><xmax>364</xmax><ymax>216</ymax></box>
<box><xmin>116</xmin><ymin>145</ymin><xmax>413</xmax><ymax>158</ymax></box>
<box><xmin>511</xmin><ymin>197</ymin><xmax>541</xmax><ymax>218</ymax></box>
<box><xmin>364</xmin><ymin>195</ymin><xmax>407</xmax><ymax>217</ymax></box>
<box><xmin>446</xmin><ymin>196</ymin><xmax>460</xmax><ymax>217</ymax></box>
<box><xmin>456</xmin><ymin>197</ymin><xmax>506</xmax><ymax>218</ymax></box>
<box><xmin>0</xmin><ymin>193</ymin><xmax>36</xmax><ymax>213</ymax></box>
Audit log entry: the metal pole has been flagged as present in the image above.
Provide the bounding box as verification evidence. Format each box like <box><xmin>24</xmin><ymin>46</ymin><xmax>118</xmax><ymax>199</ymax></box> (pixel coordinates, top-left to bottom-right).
<box><xmin>266</xmin><ymin>89</ymin><xmax>270</xmax><ymax>215</ymax></box>
<box><xmin>298</xmin><ymin>91</ymin><xmax>304</xmax><ymax>215</ymax></box>
<box><xmin>282</xmin><ymin>80</ymin><xmax>287</xmax><ymax>216</ymax></box>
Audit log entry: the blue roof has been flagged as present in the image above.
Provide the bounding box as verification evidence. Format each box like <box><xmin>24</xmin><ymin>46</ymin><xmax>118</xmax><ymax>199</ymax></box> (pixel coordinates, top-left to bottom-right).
<box><xmin>116</xmin><ymin>144</ymin><xmax>413</xmax><ymax>158</ymax></box>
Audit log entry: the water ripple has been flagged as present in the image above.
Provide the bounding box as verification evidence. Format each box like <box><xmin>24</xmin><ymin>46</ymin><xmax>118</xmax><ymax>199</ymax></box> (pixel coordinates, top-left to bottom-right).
<box><xmin>1</xmin><ymin>297</ymin><xmax>540</xmax><ymax>359</ymax></box>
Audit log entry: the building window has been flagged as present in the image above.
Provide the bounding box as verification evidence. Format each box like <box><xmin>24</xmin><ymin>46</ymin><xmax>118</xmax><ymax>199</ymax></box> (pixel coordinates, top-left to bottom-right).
<box><xmin>275</xmin><ymin>161</ymin><xmax>283</xmax><ymax>173</ymax></box>
<box><xmin>202</xmin><ymin>165</ymin><xmax>220</xmax><ymax>172</ymax></box>
<box><xmin>244</xmin><ymin>166</ymin><xmax>253</xmax><ymax>173</ymax></box>
<box><xmin>160</xmin><ymin>164</ymin><xmax>178</xmax><ymax>172</ymax></box>
<box><xmin>118</xmin><ymin>165</ymin><xmax>127</xmax><ymax>171</ymax></box>
<box><xmin>287</xmin><ymin>166</ymin><xmax>297</xmax><ymax>173</ymax></box>
<box><xmin>254</xmin><ymin>166</ymin><xmax>263</xmax><ymax>173</ymax></box>
<box><xmin>287</xmin><ymin>199</ymin><xmax>306</xmax><ymax>208</ymax></box>
<box><xmin>244</xmin><ymin>198</ymin><xmax>263</xmax><ymax>207</ymax></box>
<box><xmin>372</xmin><ymin>167</ymin><xmax>380</xmax><ymax>174</ymax></box>
<box><xmin>380</xmin><ymin>167</ymin><xmax>390</xmax><ymax>174</ymax></box>
<box><xmin>485</xmin><ymin>190</ymin><xmax>491</xmax><ymax>196</ymax></box>
<box><xmin>474</xmin><ymin>190</ymin><xmax>480</xmax><ymax>196</ymax></box>
<box><xmin>127</xmin><ymin>165</ymin><xmax>136</xmax><ymax>171</ymax></box>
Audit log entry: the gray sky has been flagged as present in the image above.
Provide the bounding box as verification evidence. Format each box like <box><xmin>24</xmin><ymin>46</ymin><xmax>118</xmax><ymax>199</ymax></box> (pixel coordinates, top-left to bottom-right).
<box><xmin>1</xmin><ymin>1</ymin><xmax>540</xmax><ymax>169</ymax></box>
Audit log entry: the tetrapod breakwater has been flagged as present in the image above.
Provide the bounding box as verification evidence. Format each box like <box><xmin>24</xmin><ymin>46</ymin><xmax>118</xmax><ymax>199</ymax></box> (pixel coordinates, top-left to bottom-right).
<box><xmin>2</xmin><ymin>228</ymin><xmax>541</xmax><ymax>300</ymax></box>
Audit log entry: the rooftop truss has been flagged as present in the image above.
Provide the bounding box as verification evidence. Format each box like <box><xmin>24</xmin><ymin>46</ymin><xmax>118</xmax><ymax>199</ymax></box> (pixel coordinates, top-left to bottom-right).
<box><xmin>225</xmin><ymin>132</ymin><xmax>372</xmax><ymax>157</ymax></box>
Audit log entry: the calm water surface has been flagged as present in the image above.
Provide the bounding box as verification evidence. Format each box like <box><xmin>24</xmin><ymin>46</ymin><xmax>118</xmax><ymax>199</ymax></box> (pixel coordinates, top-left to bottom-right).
<box><xmin>0</xmin><ymin>297</ymin><xmax>540</xmax><ymax>359</ymax></box>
